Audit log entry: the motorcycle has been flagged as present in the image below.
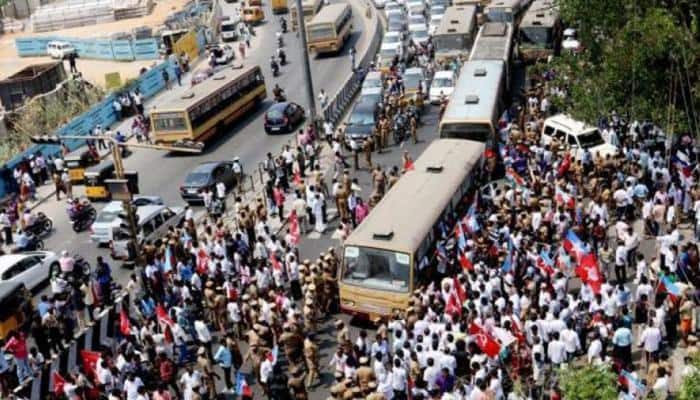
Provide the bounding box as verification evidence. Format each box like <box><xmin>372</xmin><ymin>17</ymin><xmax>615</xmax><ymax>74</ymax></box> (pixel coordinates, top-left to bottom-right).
<box><xmin>277</xmin><ymin>33</ymin><xmax>284</xmax><ymax>48</ymax></box>
<box><xmin>271</xmin><ymin>59</ymin><xmax>280</xmax><ymax>77</ymax></box>
<box><xmin>278</xmin><ymin>49</ymin><xmax>286</xmax><ymax>65</ymax></box>
<box><xmin>24</xmin><ymin>212</ymin><xmax>53</xmax><ymax>238</ymax></box>
<box><xmin>280</xmin><ymin>18</ymin><xmax>287</xmax><ymax>33</ymax></box>
<box><xmin>392</xmin><ymin>112</ymin><xmax>409</xmax><ymax>144</ymax></box>
<box><xmin>274</xmin><ymin>92</ymin><xmax>286</xmax><ymax>102</ymax></box>
<box><xmin>70</xmin><ymin>204</ymin><xmax>97</xmax><ymax>233</ymax></box>
<box><xmin>12</xmin><ymin>234</ymin><xmax>44</xmax><ymax>253</ymax></box>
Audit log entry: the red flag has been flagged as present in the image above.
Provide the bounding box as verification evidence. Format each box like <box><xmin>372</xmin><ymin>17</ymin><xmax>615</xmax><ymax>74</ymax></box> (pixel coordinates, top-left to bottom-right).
<box><xmin>558</xmin><ymin>153</ymin><xmax>571</xmax><ymax>177</ymax></box>
<box><xmin>196</xmin><ymin>248</ymin><xmax>209</xmax><ymax>275</ymax></box>
<box><xmin>576</xmin><ymin>253</ymin><xmax>603</xmax><ymax>294</ymax></box>
<box><xmin>270</xmin><ymin>253</ymin><xmax>282</xmax><ymax>271</ymax></box>
<box><xmin>53</xmin><ymin>372</ymin><xmax>66</xmax><ymax>395</ymax></box>
<box><xmin>468</xmin><ymin>322</ymin><xmax>501</xmax><ymax>358</ymax></box>
<box><xmin>293</xmin><ymin>171</ymin><xmax>302</xmax><ymax>185</ymax></box>
<box><xmin>156</xmin><ymin>304</ymin><xmax>175</xmax><ymax>327</ymax></box>
<box><xmin>459</xmin><ymin>252</ymin><xmax>474</xmax><ymax>271</ymax></box>
<box><xmin>445</xmin><ymin>292</ymin><xmax>461</xmax><ymax>317</ymax></box>
<box><xmin>80</xmin><ymin>350</ymin><xmax>101</xmax><ymax>382</ymax></box>
<box><xmin>407</xmin><ymin>375</ymin><xmax>414</xmax><ymax>400</ymax></box>
<box><xmin>403</xmin><ymin>158</ymin><xmax>415</xmax><ymax>171</ymax></box>
<box><xmin>453</xmin><ymin>276</ymin><xmax>467</xmax><ymax>304</ymax></box>
<box><xmin>119</xmin><ymin>309</ymin><xmax>130</xmax><ymax>336</ymax></box>
<box><xmin>484</xmin><ymin>149</ymin><xmax>496</xmax><ymax>158</ymax></box>
<box><xmin>510</xmin><ymin>317</ymin><xmax>526</xmax><ymax>344</ymax></box>
<box><xmin>288</xmin><ymin>210</ymin><xmax>300</xmax><ymax>245</ymax></box>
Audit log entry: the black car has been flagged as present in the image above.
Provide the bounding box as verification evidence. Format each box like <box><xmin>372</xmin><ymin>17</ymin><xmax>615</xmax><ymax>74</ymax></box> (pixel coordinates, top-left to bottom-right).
<box><xmin>180</xmin><ymin>161</ymin><xmax>237</xmax><ymax>204</ymax></box>
<box><xmin>345</xmin><ymin>99</ymin><xmax>381</xmax><ymax>146</ymax></box>
<box><xmin>264</xmin><ymin>102</ymin><xmax>305</xmax><ymax>133</ymax></box>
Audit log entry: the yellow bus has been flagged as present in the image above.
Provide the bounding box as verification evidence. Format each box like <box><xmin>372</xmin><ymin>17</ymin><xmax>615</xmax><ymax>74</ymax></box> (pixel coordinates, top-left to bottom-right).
<box><xmin>306</xmin><ymin>3</ymin><xmax>353</xmax><ymax>54</ymax></box>
<box><xmin>272</xmin><ymin>0</ymin><xmax>289</xmax><ymax>13</ymax></box>
<box><xmin>150</xmin><ymin>65</ymin><xmax>266</xmax><ymax>145</ymax></box>
<box><xmin>339</xmin><ymin>139</ymin><xmax>485</xmax><ymax>322</ymax></box>
<box><xmin>290</xmin><ymin>0</ymin><xmax>323</xmax><ymax>31</ymax></box>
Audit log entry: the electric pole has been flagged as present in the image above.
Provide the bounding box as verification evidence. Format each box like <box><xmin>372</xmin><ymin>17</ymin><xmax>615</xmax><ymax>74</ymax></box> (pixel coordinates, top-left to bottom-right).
<box><xmin>293</xmin><ymin>0</ymin><xmax>318</xmax><ymax>123</ymax></box>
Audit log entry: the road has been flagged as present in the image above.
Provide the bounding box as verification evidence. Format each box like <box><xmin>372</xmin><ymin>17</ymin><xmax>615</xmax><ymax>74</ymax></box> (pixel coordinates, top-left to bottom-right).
<box><xmin>32</xmin><ymin>0</ymin><xmax>371</xmax><ymax>282</ymax></box>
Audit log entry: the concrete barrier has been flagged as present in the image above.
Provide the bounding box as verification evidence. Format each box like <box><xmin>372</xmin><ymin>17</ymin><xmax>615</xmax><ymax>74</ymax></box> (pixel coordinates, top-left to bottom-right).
<box><xmin>15</xmin><ymin>36</ymin><xmax>160</xmax><ymax>60</ymax></box>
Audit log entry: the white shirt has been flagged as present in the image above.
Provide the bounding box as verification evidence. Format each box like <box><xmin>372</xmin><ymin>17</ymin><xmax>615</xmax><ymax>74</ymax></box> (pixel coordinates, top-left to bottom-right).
<box><xmin>260</xmin><ymin>359</ymin><xmax>274</xmax><ymax>383</ymax></box>
<box><xmin>216</xmin><ymin>182</ymin><xmax>226</xmax><ymax>199</ymax></box>
<box><xmin>124</xmin><ymin>377</ymin><xmax>144</xmax><ymax>400</ymax></box>
<box><xmin>194</xmin><ymin>320</ymin><xmax>212</xmax><ymax>343</ymax></box>
<box><xmin>639</xmin><ymin>326</ymin><xmax>662</xmax><ymax>352</ymax></box>
<box><xmin>560</xmin><ymin>328</ymin><xmax>581</xmax><ymax>353</ymax></box>
<box><xmin>391</xmin><ymin>365</ymin><xmax>407</xmax><ymax>391</ymax></box>
<box><xmin>547</xmin><ymin>339</ymin><xmax>566</xmax><ymax>364</ymax></box>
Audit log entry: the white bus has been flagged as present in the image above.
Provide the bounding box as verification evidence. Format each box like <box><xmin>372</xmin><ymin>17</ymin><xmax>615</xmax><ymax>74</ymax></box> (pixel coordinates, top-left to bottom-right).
<box><xmin>469</xmin><ymin>21</ymin><xmax>514</xmax><ymax>87</ymax></box>
<box><xmin>518</xmin><ymin>0</ymin><xmax>562</xmax><ymax>63</ymax></box>
<box><xmin>439</xmin><ymin>60</ymin><xmax>506</xmax><ymax>145</ymax></box>
<box><xmin>433</xmin><ymin>5</ymin><xmax>478</xmax><ymax>63</ymax></box>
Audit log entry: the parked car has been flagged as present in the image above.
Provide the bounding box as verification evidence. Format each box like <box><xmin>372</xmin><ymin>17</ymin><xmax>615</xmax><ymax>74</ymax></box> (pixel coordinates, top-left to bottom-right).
<box><xmin>408</xmin><ymin>14</ymin><xmax>427</xmax><ymax>28</ymax></box>
<box><xmin>207</xmin><ymin>44</ymin><xmax>235</xmax><ymax>64</ymax></box>
<box><xmin>388</xmin><ymin>15</ymin><xmax>407</xmax><ymax>31</ymax></box>
<box><xmin>0</xmin><ymin>252</ymin><xmax>59</xmax><ymax>292</ymax></box>
<box><xmin>47</xmin><ymin>41</ymin><xmax>76</xmax><ymax>59</ymax></box>
<box><xmin>429</xmin><ymin>70</ymin><xmax>456</xmax><ymax>103</ymax></box>
<box><xmin>406</xmin><ymin>0</ymin><xmax>426</xmax><ymax>17</ymax></box>
<box><xmin>90</xmin><ymin>196</ymin><xmax>164</xmax><ymax>245</ymax></box>
<box><xmin>180</xmin><ymin>161</ymin><xmax>239</xmax><ymax>204</ymax></box>
<box><xmin>403</xmin><ymin>67</ymin><xmax>430</xmax><ymax>100</ymax></box>
<box><xmin>264</xmin><ymin>102</ymin><xmax>305</xmax><ymax>133</ymax></box>
<box><xmin>378</xmin><ymin>42</ymin><xmax>402</xmax><ymax>72</ymax></box>
<box><xmin>429</xmin><ymin>13</ymin><xmax>444</xmax><ymax>35</ymax></box>
<box><xmin>540</xmin><ymin>114</ymin><xmax>619</xmax><ymax>160</ymax></box>
<box><xmin>345</xmin><ymin>99</ymin><xmax>381</xmax><ymax>147</ymax></box>
<box><xmin>110</xmin><ymin>205</ymin><xmax>185</xmax><ymax>260</ymax></box>
<box><xmin>359</xmin><ymin>87</ymin><xmax>384</xmax><ymax>106</ymax></box>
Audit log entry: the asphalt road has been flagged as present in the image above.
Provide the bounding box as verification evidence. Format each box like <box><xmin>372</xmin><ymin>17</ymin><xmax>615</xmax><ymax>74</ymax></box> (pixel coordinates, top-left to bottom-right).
<box><xmin>33</xmin><ymin>0</ymin><xmax>370</xmax><ymax>279</ymax></box>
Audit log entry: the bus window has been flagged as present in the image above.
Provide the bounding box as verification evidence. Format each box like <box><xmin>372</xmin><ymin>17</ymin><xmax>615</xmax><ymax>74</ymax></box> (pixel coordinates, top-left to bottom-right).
<box><xmin>440</xmin><ymin>122</ymin><xmax>492</xmax><ymax>142</ymax></box>
<box><xmin>153</xmin><ymin>112</ymin><xmax>188</xmax><ymax>131</ymax></box>
<box><xmin>342</xmin><ymin>246</ymin><xmax>410</xmax><ymax>292</ymax></box>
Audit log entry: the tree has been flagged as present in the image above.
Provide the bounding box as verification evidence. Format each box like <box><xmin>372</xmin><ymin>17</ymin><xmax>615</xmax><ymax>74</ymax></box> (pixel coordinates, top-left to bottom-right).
<box><xmin>679</xmin><ymin>354</ymin><xmax>700</xmax><ymax>400</ymax></box>
<box><xmin>558</xmin><ymin>365</ymin><xmax>618</xmax><ymax>400</ymax></box>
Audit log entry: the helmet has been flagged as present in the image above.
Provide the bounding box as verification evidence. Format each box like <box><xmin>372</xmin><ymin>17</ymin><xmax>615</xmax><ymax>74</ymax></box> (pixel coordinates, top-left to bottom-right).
<box><xmin>61</xmin><ymin>250</ymin><xmax>69</xmax><ymax>257</ymax></box>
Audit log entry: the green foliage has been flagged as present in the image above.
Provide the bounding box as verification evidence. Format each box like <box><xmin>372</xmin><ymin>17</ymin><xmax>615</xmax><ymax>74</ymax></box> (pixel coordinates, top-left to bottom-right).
<box><xmin>0</xmin><ymin>80</ymin><xmax>104</xmax><ymax>164</ymax></box>
<box><xmin>551</xmin><ymin>0</ymin><xmax>700</xmax><ymax>132</ymax></box>
<box><xmin>679</xmin><ymin>354</ymin><xmax>700</xmax><ymax>400</ymax></box>
<box><xmin>558</xmin><ymin>365</ymin><xmax>618</xmax><ymax>400</ymax></box>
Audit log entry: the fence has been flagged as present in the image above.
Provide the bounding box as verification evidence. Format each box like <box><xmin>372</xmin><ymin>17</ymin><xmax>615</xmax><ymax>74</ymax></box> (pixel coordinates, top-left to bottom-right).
<box><xmin>12</xmin><ymin>294</ymin><xmax>129</xmax><ymax>399</ymax></box>
<box><xmin>321</xmin><ymin>2</ymin><xmax>383</xmax><ymax>126</ymax></box>
<box><xmin>15</xmin><ymin>36</ymin><xmax>161</xmax><ymax>61</ymax></box>
<box><xmin>0</xmin><ymin>60</ymin><xmax>177</xmax><ymax>198</ymax></box>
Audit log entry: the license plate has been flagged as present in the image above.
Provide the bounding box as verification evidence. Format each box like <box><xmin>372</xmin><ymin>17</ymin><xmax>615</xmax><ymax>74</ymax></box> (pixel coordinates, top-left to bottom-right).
<box><xmin>270</xmin><ymin>126</ymin><xmax>280</xmax><ymax>131</ymax></box>
<box><xmin>187</xmin><ymin>189</ymin><xmax>198</xmax><ymax>194</ymax></box>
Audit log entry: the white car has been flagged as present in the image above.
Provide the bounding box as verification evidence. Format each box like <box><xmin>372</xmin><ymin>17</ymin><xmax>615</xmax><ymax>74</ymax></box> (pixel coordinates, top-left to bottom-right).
<box><xmin>47</xmin><ymin>41</ymin><xmax>76</xmax><ymax>59</ymax></box>
<box><xmin>385</xmin><ymin>1</ymin><xmax>403</xmax><ymax>14</ymax></box>
<box><xmin>406</xmin><ymin>0</ymin><xmax>426</xmax><ymax>17</ymax></box>
<box><xmin>429</xmin><ymin>4</ymin><xmax>445</xmax><ymax>15</ymax></box>
<box><xmin>378</xmin><ymin>43</ymin><xmax>401</xmax><ymax>70</ymax></box>
<box><xmin>90</xmin><ymin>196</ymin><xmax>164</xmax><ymax>245</ymax></box>
<box><xmin>0</xmin><ymin>251</ymin><xmax>59</xmax><ymax>292</ymax></box>
<box><xmin>408</xmin><ymin>14</ymin><xmax>427</xmax><ymax>27</ymax></box>
<box><xmin>540</xmin><ymin>114</ymin><xmax>619</xmax><ymax>161</ymax></box>
<box><xmin>429</xmin><ymin>70</ymin><xmax>456</xmax><ymax>103</ymax></box>
<box><xmin>384</xmin><ymin>30</ymin><xmax>405</xmax><ymax>47</ymax></box>
<box><xmin>429</xmin><ymin>14</ymin><xmax>444</xmax><ymax>35</ymax></box>
<box><xmin>409</xmin><ymin>25</ymin><xmax>430</xmax><ymax>47</ymax></box>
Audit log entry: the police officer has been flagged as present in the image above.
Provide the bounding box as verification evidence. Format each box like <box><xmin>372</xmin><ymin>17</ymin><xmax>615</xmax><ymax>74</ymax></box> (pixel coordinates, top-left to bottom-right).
<box><xmin>288</xmin><ymin>365</ymin><xmax>308</xmax><ymax>399</ymax></box>
<box><xmin>304</xmin><ymin>334</ymin><xmax>320</xmax><ymax>387</ymax></box>
<box><xmin>364</xmin><ymin>136</ymin><xmax>374</xmax><ymax>170</ymax></box>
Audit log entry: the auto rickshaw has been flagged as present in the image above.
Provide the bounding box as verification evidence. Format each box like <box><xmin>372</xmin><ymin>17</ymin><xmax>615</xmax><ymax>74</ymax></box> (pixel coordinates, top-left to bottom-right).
<box><xmin>64</xmin><ymin>148</ymin><xmax>100</xmax><ymax>184</ymax></box>
<box><xmin>84</xmin><ymin>159</ymin><xmax>115</xmax><ymax>201</ymax></box>
<box><xmin>0</xmin><ymin>282</ymin><xmax>32</xmax><ymax>340</ymax></box>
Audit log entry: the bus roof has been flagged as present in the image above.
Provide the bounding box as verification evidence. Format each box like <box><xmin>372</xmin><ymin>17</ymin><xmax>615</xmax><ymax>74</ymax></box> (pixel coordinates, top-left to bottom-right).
<box><xmin>485</xmin><ymin>0</ymin><xmax>521</xmax><ymax>10</ymax></box>
<box><xmin>442</xmin><ymin>60</ymin><xmax>505</xmax><ymax>122</ymax></box>
<box><xmin>520</xmin><ymin>0</ymin><xmax>559</xmax><ymax>28</ymax></box>
<box><xmin>308</xmin><ymin>2</ymin><xmax>350</xmax><ymax>25</ymax></box>
<box><xmin>345</xmin><ymin>139</ymin><xmax>484</xmax><ymax>253</ymax></box>
<box><xmin>154</xmin><ymin>65</ymin><xmax>259</xmax><ymax>111</ymax></box>
<box><xmin>469</xmin><ymin>22</ymin><xmax>513</xmax><ymax>62</ymax></box>
<box><xmin>435</xmin><ymin>5</ymin><xmax>476</xmax><ymax>36</ymax></box>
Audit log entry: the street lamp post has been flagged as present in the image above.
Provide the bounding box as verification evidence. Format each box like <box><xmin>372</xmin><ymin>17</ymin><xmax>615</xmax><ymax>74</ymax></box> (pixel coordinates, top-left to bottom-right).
<box><xmin>31</xmin><ymin>135</ymin><xmax>202</xmax><ymax>266</ymax></box>
<box><xmin>293</xmin><ymin>0</ymin><xmax>318</xmax><ymax>123</ymax></box>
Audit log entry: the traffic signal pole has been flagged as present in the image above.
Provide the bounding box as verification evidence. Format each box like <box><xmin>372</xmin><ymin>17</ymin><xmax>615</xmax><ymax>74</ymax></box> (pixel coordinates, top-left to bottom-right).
<box><xmin>293</xmin><ymin>0</ymin><xmax>318</xmax><ymax>123</ymax></box>
<box><xmin>31</xmin><ymin>135</ymin><xmax>201</xmax><ymax>267</ymax></box>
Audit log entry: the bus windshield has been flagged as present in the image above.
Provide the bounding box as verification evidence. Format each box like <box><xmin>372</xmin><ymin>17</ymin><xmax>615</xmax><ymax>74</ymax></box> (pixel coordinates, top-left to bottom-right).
<box><xmin>435</xmin><ymin>35</ymin><xmax>467</xmax><ymax>51</ymax></box>
<box><xmin>308</xmin><ymin>24</ymin><xmax>334</xmax><ymax>41</ymax></box>
<box><xmin>441</xmin><ymin>122</ymin><xmax>491</xmax><ymax>142</ymax></box>
<box><xmin>152</xmin><ymin>112</ymin><xmax>188</xmax><ymax>131</ymax></box>
<box><xmin>342</xmin><ymin>246</ymin><xmax>410</xmax><ymax>292</ymax></box>
<box><xmin>520</xmin><ymin>26</ymin><xmax>552</xmax><ymax>46</ymax></box>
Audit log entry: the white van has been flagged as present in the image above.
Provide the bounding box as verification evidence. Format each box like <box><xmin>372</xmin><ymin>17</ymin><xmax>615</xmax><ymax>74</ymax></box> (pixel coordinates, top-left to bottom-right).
<box><xmin>541</xmin><ymin>114</ymin><xmax>619</xmax><ymax>160</ymax></box>
<box><xmin>429</xmin><ymin>70</ymin><xmax>456</xmax><ymax>104</ymax></box>
<box><xmin>47</xmin><ymin>41</ymin><xmax>76</xmax><ymax>59</ymax></box>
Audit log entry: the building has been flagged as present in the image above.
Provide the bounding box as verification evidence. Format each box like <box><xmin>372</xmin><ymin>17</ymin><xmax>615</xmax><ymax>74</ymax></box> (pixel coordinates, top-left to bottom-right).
<box><xmin>0</xmin><ymin>62</ymin><xmax>66</xmax><ymax>111</ymax></box>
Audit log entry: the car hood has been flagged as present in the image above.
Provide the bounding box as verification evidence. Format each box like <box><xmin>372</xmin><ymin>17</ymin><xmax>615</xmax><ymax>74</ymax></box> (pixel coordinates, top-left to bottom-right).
<box><xmin>346</xmin><ymin>123</ymin><xmax>374</xmax><ymax>137</ymax></box>
<box><xmin>585</xmin><ymin>143</ymin><xmax>618</xmax><ymax>158</ymax></box>
<box><xmin>430</xmin><ymin>86</ymin><xmax>453</xmax><ymax>97</ymax></box>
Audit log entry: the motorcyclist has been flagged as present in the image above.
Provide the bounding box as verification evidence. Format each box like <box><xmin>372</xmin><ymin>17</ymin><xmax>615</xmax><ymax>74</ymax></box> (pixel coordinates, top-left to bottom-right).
<box><xmin>277</xmin><ymin>47</ymin><xmax>286</xmax><ymax>65</ymax></box>
<box><xmin>272</xmin><ymin>84</ymin><xmax>285</xmax><ymax>101</ymax></box>
<box><xmin>67</xmin><ymin>198</ymin><xmax>91</xmax><ymax>220</ymax></box>
<box><xmin>13</xmin><ymin>229</ymin><xmax>30</xmax><ymax>252</ymax></box>
<box><xmin>276</xmin><ymin>31</ymin><xmax>283</xmax><ymax>47</ymax></box>
<box><xmin>280</xmin><ymin>17</ymin><xmax>287</xmax><ymax>33</ymax></box>
<box><xmin>21</xmin><ymin>209</ymin><xmax>37</xmax><ymax>231</ymax></box>
<box><xmin>59</xmin><ymin>250</ymin><xmax>75</xmax><ymax>275</ymax></box>
<box><xmin>271</xmin><ymin>55</ymin><xmax>279</xmax><ymax>76</ymax></box>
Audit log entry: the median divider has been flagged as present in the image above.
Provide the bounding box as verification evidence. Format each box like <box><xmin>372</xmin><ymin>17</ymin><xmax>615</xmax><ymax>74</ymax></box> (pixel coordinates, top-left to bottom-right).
<box><xmin>12</xmin><ymin>294</ymin><xmax>130</xmax><ymax>398</ymax></box>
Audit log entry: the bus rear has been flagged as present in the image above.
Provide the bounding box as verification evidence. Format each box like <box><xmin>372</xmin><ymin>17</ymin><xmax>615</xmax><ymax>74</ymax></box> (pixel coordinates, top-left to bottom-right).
<box><xmin>151</xmin><ymin>111</ymin><xmax>193</xmax><ymax>144</ymax></box>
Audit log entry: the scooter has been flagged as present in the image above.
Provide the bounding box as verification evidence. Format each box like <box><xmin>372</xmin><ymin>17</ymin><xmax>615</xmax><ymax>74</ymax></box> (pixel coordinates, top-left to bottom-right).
<box><xmin>12</xmin><ymin>234</ymin><xmax>44</xmax><ymax>253</ymax></box>
<box><xmin>24</xmin><ymin>212</ymin><xmax>53</xmax><ymax>238</ymax></box>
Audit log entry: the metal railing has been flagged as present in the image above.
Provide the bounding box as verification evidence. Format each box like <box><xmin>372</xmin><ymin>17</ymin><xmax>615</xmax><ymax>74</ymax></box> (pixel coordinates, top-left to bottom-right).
<box><xmin>320</xmin><ymin>1</ymin><xmax>383</xmax><ymax>126</ymax></box>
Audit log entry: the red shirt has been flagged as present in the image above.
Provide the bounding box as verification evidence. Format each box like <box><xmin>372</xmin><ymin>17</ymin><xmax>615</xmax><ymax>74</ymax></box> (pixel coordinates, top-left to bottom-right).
<box><xmin>4</xmin><ymin>334</ymin><xmax>28</xmax><ymax>359</ymax></box>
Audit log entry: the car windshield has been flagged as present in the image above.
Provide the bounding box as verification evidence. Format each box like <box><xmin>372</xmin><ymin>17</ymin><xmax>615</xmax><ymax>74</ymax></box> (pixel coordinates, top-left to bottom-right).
<box><xmin>403</xmin><ymin>73</ymin><xmax>422</xmax><ymax>89</ymax></box>
<box><xmin>364</xmin><ymin>78</ymin><xmax>382</xmax><ymax>88</ymax></box>
<box><xmin>431</xmin><ymin>15</ymin><xmax>443</xmax><ymax>23</ymax></box>
<box><xmin>342</xmin><ymin>246</ymin><xmax>410</xmax><ymax>292</ymax></box>
<box><xmin>349</xmin><ymin>108</ymin><xmax>375</xmax><ymax>125</ymax></box>
<box><xmin>95</xmin><ymin>210</ymin><xmax>120</xmax><ymax>223</ymax></box>
<box><xmin>360</xmin><ymin>94</ymin><xmax>382</xmax><ymax>104</ymax></box>
<box><xmin>577</xmin><ymin>130</ymin><xmax>606</xmax><ymax>148</ymax></box>
<box><xmin>409</xmin><ymin>15</ymin><xmax>425</xmax><ymax>24</ymax></box>
<box><xmin>380</xmin><ymin>48</ymin><xmax>397</xmax><ymax>58</ymax></box>
<box><xmin>266</xmin><ymin>108</ymin><xmax>285</xmax><ymax>119</ymax></box>
<box><xmin>433</xmin><ymin>77</ymin><xmax>453</xmax><ymax>88</ymax></box>
<box><xmin>185</xmin><ymin>172</ymin><xmax>210</xmax><ymax>186</ymax></box>
<box><xmin>385</xmin><ymin>34</ymin><xmax>401</xmax><ymax>44</ymax></box>
<box><xmin>412</xmin><ymin>30</ymin><xmax>428</xmax><ymax>39</ymax></box>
